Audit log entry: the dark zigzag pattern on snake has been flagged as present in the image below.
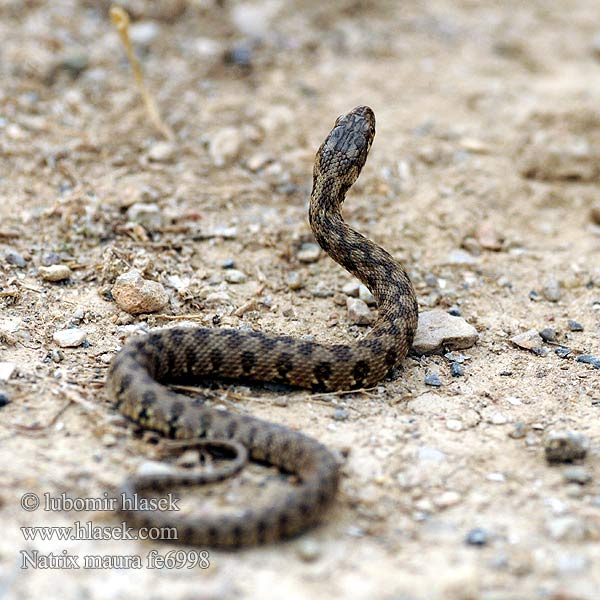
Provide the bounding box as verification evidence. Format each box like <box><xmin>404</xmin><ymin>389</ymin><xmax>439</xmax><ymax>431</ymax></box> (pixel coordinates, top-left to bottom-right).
<box><xmin>106</xmin><ymin>105</ymin><xmax>418</xmax><ymax>547</ymax></box>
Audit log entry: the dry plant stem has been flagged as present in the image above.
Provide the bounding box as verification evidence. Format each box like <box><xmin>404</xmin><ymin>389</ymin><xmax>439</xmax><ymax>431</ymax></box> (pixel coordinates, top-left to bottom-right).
<box><xmin>109</xmin><ymin>6</ymin><xmax>175</xmax><ymax>141</ymax></box>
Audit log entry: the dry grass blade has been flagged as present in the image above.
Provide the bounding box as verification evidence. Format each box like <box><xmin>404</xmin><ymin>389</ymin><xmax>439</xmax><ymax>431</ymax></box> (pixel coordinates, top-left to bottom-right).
<box><xmin>109</xmin><ymin>5</ymin><xmax>175</xmax><ymax>141</ymax></box>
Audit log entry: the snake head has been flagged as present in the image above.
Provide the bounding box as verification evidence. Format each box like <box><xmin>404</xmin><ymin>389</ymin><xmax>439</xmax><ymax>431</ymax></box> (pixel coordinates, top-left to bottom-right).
<box><xmin>313</xmin><ymin>105</ymin><xmax>376</xmax><ymax>193</ymax></box>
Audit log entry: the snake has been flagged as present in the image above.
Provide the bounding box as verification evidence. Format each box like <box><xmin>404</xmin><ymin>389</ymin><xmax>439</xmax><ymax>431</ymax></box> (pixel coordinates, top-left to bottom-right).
<box><xmin>106</xmin><ymin>105</ymin><xmax>418</xmax><ymax>547</ymax></box>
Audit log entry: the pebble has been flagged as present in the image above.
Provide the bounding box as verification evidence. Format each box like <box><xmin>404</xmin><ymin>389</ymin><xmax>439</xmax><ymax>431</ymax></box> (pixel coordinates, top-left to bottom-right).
<box><xmin>312</xmin><ymin>282</ymin><xmax>334</xmax><ymax>298</ymax></box>
<box><xmin>223</xmin><ymin>269</ymin><xmax>247</xmax><ymax>284</ymax></box>
<box><xmin>563</xmin><ymin>466</ymin><xmax>592</xmax><ymax>485</ymax></box>
<box><xmin>112</xmin><ymin>269</ymin><xmax>169</xmax><ymax>315</ymax></box>
<box><xmin>5</xmin><ymin>249</ymin><xmax>26</xmax><ymax>267</ymax></box>
<box><xmin>127</xmin><ymin>203</ymin><xmax>162</xmax><ymax>229</ymax></box>
<box><xmin>490</xmin><ymin>412</ymin><xmax>508</xmax><ymax>425</ymax></box>
<box><xmin>332</xmin><ymin>408</ymin><xmax>350</xmax><ymax>421</ymax></box>
<box><xmin>450</xmin><ymin>362</ymin><xmax>463</xmax><ymax>377</ymax></box>
<box><xmin>41</xmin><ymin>252</ymin><xmax>62</xmax><ymax>266</ymax></box>
<box><xmin>205</xmin><ymin>291</ymin><xmax>231</xmax><ymax>306</ymax></box>
<box><xmin>434</xmin><ymin>490</ymin><xmax>462</xmax><ymax>508</ymax></box>
<box><xmin>510</xmin><ymin>329</ymin><xmax>545</xmax><ymax>353</ymax></box>
<box><xmin>209</xmin><ymin>127</ymin><xmax>243</xmax><ymax>166</ymax></box>
<box><xmin>286</xmin><ymin>271</ymin><xmax>303</xmax><ymax>290</ymax></box>
<box><xmin>528</xmin><ymin>290</ymin><xmax>541</xmax><ymax>302</ymax></box>
<box><xmin>546</xmin><ymin>516</ymin><xmax>585</xmax><ymax>541</ymax></box>
<box><xmin>296</xmin><ymin>538</ymin><xmax>321</xmax><ymax>562</ymax></box>
<box><xmin>0</xmin><ymin>362</ymin><xmax>16</xmax><ymax>381</ymax></box>
<box><xmin>224</xmin><ymin>44</ymin><xmax>253</xmax><ymax>68</ymax></box>
<box><xmin>508</xmin><ymin>422</ymin><xmax>526</xmax><ymax>439</ymax></box>
<box><xmin>101</xmin><ymin>433</ymin><xmax>117</xmax><ymax>448</ymax></box>
<box><xmin>147</xmin><ymin>141</ymin><xmax>175</xmax><ymax>163</ymax></box>
<box><xmin>465</xmin><ymin>528</ymin><xmax>488</xmax><ymax>546</ymax></box>
<box><xmin>555</xmin><ymin>346</ymin><xmax>571</xmax><ymax>358</ymax></box>
<box><xmin>38</xmin><ymin>264</ymin><xmax>72</xmax><ymax>282</ymax></box>
<box><xmin>297</xmin><ymin>243</ymin><xmax>321</xmax><ymax>263</ymax></box>
<box><xmin>53</xmin><ymin>328</ymin><xmax>86</xmax><ymax>348</ymax></box>
<box><xmin>539</xmin><ymin>327</ymin><xmax>557</xmax><ymax>342</ymax></box>
<box><xmin>425</xmin><ymin>372</ymin><xmax>442</xmax><ymax>387</ymax></box>
<box><xmin>340</xmin><ymin>282</ymin><xmax>359</xmax><ymax>299</ymax></box>
<box><xmin>576</xmin><ymin>354</ymin><xmax>600</xmax><ymax>369</ymax></box>
<box><xmin>446</xmin><ymin>419</ymin><xmax>463</xmax><ymax>432</ymax></box>
<box><xmin>446</xmin><ymin>249</ymin><xmax>478</xmax><ymax>265</ymax></box>
<box><xmin>129</xmin><ymin>21</ymin><xmax>160</xmax><ymax>45</ymax></box>
<box><xmin>544</xmin><ymin>430</ymin><xmax>589</xmax><ymax>463</ymax></box>
<box><xmin>346</xmin><ymin>298</ymin><xmax>373</xmax><ymax>325</ymax></box>
<box><xmin>246</xmin><ymin>153</ymin><xmax>271</xmax><ymax>172</ymax></box>
<box><xmin>0</xmin><ymin>392</ymin><xmax>10</xmax><ymax>407</ymax></box>
<box><xmin>568</xmin><ymin>319</ymin><xmax>584</xmax><ymax>332</ymax></box>
<box><xmin>476</xmin><ymin>222</ymin><xmax>502</xmax><ymax>251</ymax></box>
<box><xmin>358</xmin><ymin>284</ymin><xmax>375</xmax><ymax>305</ymax></box>
<box><xmin>418</xmin><ymin>447</ymin><xmax>446</xmax><ymax>462</ymax></box>
<box><xmin>221</xmin><ymin>259</ymin><xmax>235</xmax><ymax>269</ymax></box>
<box><xmin>412</xmin><ymin>310</ymin><xmax>478</xmax><ymax>354</ymax></box>
<box><xmin>542</xmin><ymin>277</ymin><xmax>562</xmax><ymax>302</ymax></box>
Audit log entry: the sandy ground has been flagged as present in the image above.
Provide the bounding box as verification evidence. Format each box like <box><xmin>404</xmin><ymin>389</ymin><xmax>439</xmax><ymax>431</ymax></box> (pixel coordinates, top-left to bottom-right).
<box><xmin>1</xmin><ymin>1</ymin><xmax>600</xmax><ymax>599</ymax></box>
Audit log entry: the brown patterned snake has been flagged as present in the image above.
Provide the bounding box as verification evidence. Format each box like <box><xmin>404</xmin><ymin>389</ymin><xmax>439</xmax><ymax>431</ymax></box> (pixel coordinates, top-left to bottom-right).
<box><xmin>106</xmin><ymin>105</ymin><xmax>418</xmax><ymax>547</ymax></box>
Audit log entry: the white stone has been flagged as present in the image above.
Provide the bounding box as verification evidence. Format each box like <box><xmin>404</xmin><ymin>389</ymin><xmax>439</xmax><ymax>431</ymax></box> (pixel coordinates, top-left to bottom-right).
<box><xmin>209</xmin><ymin>127</ymin><xmax>243</xmax><ymax>166</ymax></box>
<box><xmin>112</xmin><ymin>269</ymin><xmax>169</xmax><ymax>315</ymax></box>
<box><xmin>346</xmin><ymin>297</ymin><xmax>374</xmax><ymax>325</ymax></box>
<box><xmin>53</xmin><ymin>328</ymin><xmax>86</xmax><ymax>348</ymax></box>
<box><xmin>38</xmin><ymin>265</ymin><xmax>72</xmax><ymax>281</ymax></box>
<box><xmin>412</xmin><ymin>310</ymin><xmax>478</xmax><ymax>354</ymax></box>
<box><xmin>224</xmin><ymin>269</ymin><xmax>247</xmax><ymax>284</ymax></box>
<box><xmin>147</xmin><ymin>141</ymin><xmax>175</xmax><ymax>162</ymax></box>
<box><xmin>0</xmin><ymin>362</ymin><xmax>16</xmax><ymax>381</ymax></box>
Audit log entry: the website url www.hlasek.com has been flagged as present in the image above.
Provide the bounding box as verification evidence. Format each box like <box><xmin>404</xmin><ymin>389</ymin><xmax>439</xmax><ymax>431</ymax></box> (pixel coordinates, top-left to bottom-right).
<box><xmin>21</xmin><ymin>521</ymin><xmax>177</xmax><ymax>542</ymax></box>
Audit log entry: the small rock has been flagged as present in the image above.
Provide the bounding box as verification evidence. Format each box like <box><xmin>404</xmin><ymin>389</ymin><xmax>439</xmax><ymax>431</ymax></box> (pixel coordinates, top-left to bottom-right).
<box><xmin>450</xmin><ymin>362</ymin><xmax>463</xmax><ymax>377</ymax></box>
<box><xmin>41</xmin><ymin>252</ymin><xmax>62</xmax><ymax>266</ymax></box>
<box><xmin>542</xmin><ymin>277</ymin><xmax>562</xmax><ymax>302</ymax></box>
<box><xmin>510</xmin><ymin>329</ymin><xmax>545</xmax><ymax>353</ymax></box>
<box><xmin>205</xmin><ymin>291</ymin><xmax>231</xmax><ymax>306</ymax></box>
<box><xmin>424</xmin><ymin>273</ymin><xmax>438</xmax><ymax>288</ymax></box>
<box><xmin>127</xmin><ymin>203</ymin><xmax>162</xmax><ymax>229</ymax></box>
<box><xmin>509</xmin><ymin>422</ymin><xmax>526</xmax><ymax>439</ymax></box>
<box><xmin>434</xmin><ymin>490</ymin><xmax>461</xmax><ymax>508</ymax></box>
<box><xmin>209</xmin><ymin>127</ymin><xmax>243</xmax><ymax>166</ymax></box>
<box><xmin>446</xmin><ymin>249</ymin><xmax>478</xmax><ymax>265</ymax></box>
<box><xmin>101</xmin><ymin>433</ymin><xmax>117</xmax><ymax>447</ymax></box>
<box><xmin>286</xmin><ymin>271</ymin><xmax>303</xmax><ymax>290</ymax></box>
<box><xmin>529</xmin><ymin>290</ymin><xmax>541</xmax><ymax>302</ymax></box>
<box><xmin>576</xmin><ymin>354</ymin><xmax>600</xmax><ymax>369</ymax></box>
<box><xmin>568</xmin><ymin>319</ymin><xmax>584</xmax><ymax>332</ymax></box>
<box><xmin>129</xmin><ymin>21</ymin><xmax>160</xmax><ymax>45</ymax></box>
<box><xmin>346</xmin><ymin>298</ymin><xmax>373</xmax><ymax>325</ymax></box>
<box><xmin>546</xmin><ymin>516</ymin><xmax>585</xmax><ymax>541</ymax></box>
<box><xmin>490</xmin><ymin>412</ymin><xmax>508</xmax><ymax>425</ymax></box>
<box><xmin>225</xmin><ymin>44</ymin><xmax>253</xmax><ymax>68</ymax></box>
<box><xmin>221</xmin><ymin>258</ymin><xmax>235</xmax><ymax>269</ymax></box>
<box><xmin>38</xmin><ymin>265</ymin><xmax>72</xmax><ymax>282</ymax></box>
<box><xmin>539</xmin><ymin>327</ymin><xmax>557</xmax><ymax>342</ymax></box>
<box><xmin>332</xmin><ymin>408</ymin><xmax>350</xmax><ymax>421</ymax></box>
<box><xmin>444</xmin><ymin>351</ymin><xmax>468</xmax><ymax>363</ymax></box>
<box><xmin>555</xmin><ymin>346</ymin><xmax>571</xmax><ymax>358</ymax></box>
<box><xmin>342</xmin><ymin>281</ymin><xmax>360</xmax><ymax>297</ymax></box>
<box><xmin>358</xmin><ymin>284</ymin><xmax>375</xmax><ymax>305</ymax></box>
<box><xmin>296</xmin><ymin>538</ymin><xmax>321</xmax><ymax>562</ymax></box>
<box><xmin>112</xmin><ymin>269</ymin><xmax>169</xmax><ymax>315</ymax></box>
<box><xmin>223</xmin><ymin>269</ymin><xmax>247</xmax><ymax>284</ymax></box>
<box><xmin>446</xmin><ymin>419</ymin><xmax>463</xmax><ymax>431</ymax></box>
<box><xmin>545</xmin><ymin>431</ymin><xmax>589</xmax><ymax>463</ymax></box>
<box><xmin>418</xmin><ymin>446</ymin><xmax>446</xmax><ymax>462</ymax></box>
<box><xmin>297</xmin><ymin>243</ymin><xmax>321</xmax><ymax>263</ymax></box>
<box><xmin>312</xmin><ymin>282</ymin><xmax>334</xmax><ymax>298</ymax></box>
<box><xmin>465</xmin><ymin>528</ymin><xmax>488</xmax><ymax>546</ymax></box>
<box><xmin>0</xmin><ymin>362</ymin><xmax>16</xmax><ymax>381</ymax></box>
<box><xmin>246</xmin><ymin>153</ymin><xmax>271</xmax><ymax>172</ymax></box>
<box><xmin>563</xmin><ymin>466</ymin><xmax>592</xmax><ymax>485</ymax></box>
<box><xmin>412</xmin><ymin>310</ymin><xmax>478</xmax><ymax>354</ymax></box>
<box><xmin>148</xmin><ymin>141</ymin><xmax>175</xmax><ymax>163</ymax></box>
<box><xmin>476</xmin><ymin>222</ymin><xmax>502</xmax><ymax>251</ymax></box>
<box><xmin>5</xmin><ymin>250</ymin><xmax>26</xmax><ymax>267</ymax></box>
<box><xmin>53</xmin><ymin>328</ymin><xmax>86</xmax><ymax>348</ymax></box>
<box><xmin>425</xmin><ymin>372</ymin><xmax>442</xmax><ymax>387</ymax></box>
<box><xmin>0</xmin><ymin>392</ymin><xmax>10</xmax><ymax>407</ymax></box>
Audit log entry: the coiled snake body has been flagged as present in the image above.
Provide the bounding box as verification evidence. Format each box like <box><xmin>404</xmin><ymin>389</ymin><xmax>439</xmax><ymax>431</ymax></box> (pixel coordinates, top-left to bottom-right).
<box><xmin>106</xmin><ymin>106</ymin><xmax>418</xmax><ymax>547</ymax></box>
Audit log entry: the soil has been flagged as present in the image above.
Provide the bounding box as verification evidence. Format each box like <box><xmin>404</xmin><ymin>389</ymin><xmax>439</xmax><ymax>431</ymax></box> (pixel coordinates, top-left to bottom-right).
<box><xmin>1</xmin><ymin>1</ymin><xmax>599</xmax><ymax>599</ymax></box>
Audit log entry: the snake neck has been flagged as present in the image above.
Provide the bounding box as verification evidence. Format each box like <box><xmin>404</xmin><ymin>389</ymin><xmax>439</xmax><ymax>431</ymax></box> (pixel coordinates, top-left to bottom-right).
<box><xmin>309</xmin><ymin>197</ymin><xmax>417</xmax><ymax>341</ymax></box>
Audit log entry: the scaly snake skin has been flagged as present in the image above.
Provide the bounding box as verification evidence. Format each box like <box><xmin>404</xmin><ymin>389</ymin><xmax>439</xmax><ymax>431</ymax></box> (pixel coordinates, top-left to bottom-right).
<box><xmin>106</xmin><ymin>105</ymin><xmax>418</xmax><ymax>547</ymax></box>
